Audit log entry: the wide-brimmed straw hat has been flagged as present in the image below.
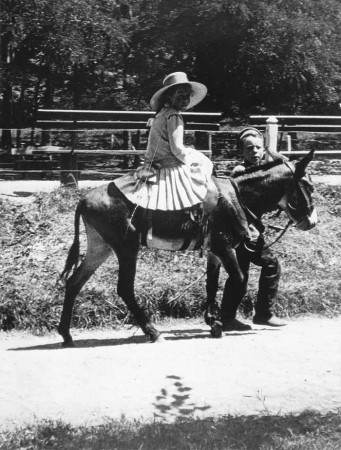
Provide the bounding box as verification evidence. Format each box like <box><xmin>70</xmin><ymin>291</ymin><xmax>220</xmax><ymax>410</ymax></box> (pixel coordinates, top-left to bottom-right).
<box><xmin>150</xmin><ymin>72</ymin><xmax>207</xmax><ymax>111</ymax></box>
<box><xmin>236</xmin><ymin>127</ymin><xmax>264</xmax><ymax>151</ymax></box>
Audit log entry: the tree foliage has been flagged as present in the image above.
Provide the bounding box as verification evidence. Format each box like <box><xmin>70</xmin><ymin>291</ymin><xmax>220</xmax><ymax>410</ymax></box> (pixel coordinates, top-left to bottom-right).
<box><xmin>129</xmin><ymin>0</ymin><xmax>341</xmax><ymax>116</ymax></box>
<box><xmin>1</xmin><ymin>0</ymin><xmax>341</xmax><ymax>148</ymax></box>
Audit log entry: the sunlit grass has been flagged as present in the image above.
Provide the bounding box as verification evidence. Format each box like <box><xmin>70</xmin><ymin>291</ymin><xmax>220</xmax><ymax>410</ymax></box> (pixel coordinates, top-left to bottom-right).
<box><xmin>1</xmin><ymin>409</ymin><xmax>340</xmax><ymax>450</ymax></box>
<box><xmin>1</xmin><ymin>182</ymin><xmax>340</xmax><ymax>333</ymax></box>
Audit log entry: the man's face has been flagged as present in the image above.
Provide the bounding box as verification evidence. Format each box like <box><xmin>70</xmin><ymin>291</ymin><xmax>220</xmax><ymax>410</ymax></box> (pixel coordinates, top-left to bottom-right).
<box><xmin>242</xmin><ymin>135</ymin><xmax>265</xmax><ymax>166</ymax></box>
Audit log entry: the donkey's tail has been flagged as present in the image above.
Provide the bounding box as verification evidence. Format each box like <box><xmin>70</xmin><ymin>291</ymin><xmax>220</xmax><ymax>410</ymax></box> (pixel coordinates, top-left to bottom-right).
<box><xmin>60</xmin><ymin>203</ymin><xmax>82</xmax><ymax>281</ymax></box>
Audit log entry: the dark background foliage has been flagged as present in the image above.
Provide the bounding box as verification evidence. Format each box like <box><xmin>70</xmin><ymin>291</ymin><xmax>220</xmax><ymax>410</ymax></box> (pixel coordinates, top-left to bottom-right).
<box><xmin>1</xmin><ymin>0</ymin><xmax>341</xmax><ymax>149</ymax></box>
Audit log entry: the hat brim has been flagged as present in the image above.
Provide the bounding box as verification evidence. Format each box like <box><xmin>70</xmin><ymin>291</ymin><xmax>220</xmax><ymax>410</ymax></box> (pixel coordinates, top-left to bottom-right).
<box><xmin>150</xmin><ymin>81</ymin><xmax>207</xmax><ymax>111</ymax></box>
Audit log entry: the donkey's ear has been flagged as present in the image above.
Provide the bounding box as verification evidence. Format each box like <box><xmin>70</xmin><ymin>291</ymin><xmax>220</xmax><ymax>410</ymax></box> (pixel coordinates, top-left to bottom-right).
<box><xmin>295</xmin><ymin>149</ymin><xmax>315</xmax><ymax>176</ymax></box>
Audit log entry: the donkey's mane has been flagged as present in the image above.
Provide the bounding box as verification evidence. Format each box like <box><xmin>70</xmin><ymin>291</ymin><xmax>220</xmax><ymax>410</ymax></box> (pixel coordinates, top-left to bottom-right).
<box><xmin>233</xmin><ymin>159</ymin><xmax>285</xmax><ymax>179</ymax></box>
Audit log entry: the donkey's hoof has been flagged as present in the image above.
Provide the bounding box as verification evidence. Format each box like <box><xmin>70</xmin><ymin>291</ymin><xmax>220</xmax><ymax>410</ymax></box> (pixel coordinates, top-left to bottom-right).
<box><xmin>211</xmin><ymin>321</ymin><xmax>223</xmax><ymax>339</ymax></box>
<box><xmin>150</xmin><ymin>332</ymin><xmax>166</xmax><ymax>343</ymax></box>
<box><xmin>205</xmin><ymin>316</ymin><xmax>217</xmax><ymax>328</ymax></box>
<box><xmin>154</xmin><ymin>334</ymin><xmax>166</xmax><ymax>344</ymax></box>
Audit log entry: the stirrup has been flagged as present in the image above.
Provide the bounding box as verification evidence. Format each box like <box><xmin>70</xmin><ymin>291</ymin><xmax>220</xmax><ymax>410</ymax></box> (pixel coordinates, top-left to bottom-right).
<box><xmin>189</xmin><ymin>206</ymin><xmax>203</xmax><ymax>223</ymax></box>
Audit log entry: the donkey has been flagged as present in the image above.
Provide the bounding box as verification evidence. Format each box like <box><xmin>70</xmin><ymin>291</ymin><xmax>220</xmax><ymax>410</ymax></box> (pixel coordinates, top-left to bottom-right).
<box><xmin>58</xmin><ymin>150</ymin><xmax>317</xmax><ymax>346</ymax></box>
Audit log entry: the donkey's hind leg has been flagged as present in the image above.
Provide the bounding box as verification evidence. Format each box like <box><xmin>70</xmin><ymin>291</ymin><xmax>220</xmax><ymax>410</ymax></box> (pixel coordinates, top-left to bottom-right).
<box><xmin>205</xmin><ymin>252</ymin><xmax>221</xmax><ymax>327</ymax></box>
<box><xmin>58</xmin><ymin>223</ymin><xmax>112</xmax><ymax>347</ymax></box>
<box><xmin>205</xmin><ymin>252</ymin><xmax>225</xmax><ymax>338</ymax></box>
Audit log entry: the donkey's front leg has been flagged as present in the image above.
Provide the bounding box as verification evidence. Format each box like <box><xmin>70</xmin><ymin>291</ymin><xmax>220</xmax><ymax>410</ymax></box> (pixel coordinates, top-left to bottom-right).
<box><xmin>116</xmin><ymin>243</ymin><xmax>164</xmax><ymax>343</ymax></box>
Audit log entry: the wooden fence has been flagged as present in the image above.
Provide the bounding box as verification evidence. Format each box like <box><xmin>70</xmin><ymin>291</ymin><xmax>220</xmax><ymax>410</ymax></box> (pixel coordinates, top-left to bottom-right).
<box><xmin>1</xmin><ymin>113</ymin><xmax>341</xmax><ymax>183</ymax></box>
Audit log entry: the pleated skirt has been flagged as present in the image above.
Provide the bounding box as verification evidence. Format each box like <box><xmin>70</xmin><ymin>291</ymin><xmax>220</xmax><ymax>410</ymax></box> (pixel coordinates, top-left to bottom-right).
<box><xmin>114</xmin><ymin>164</ymin><xmax>209</xmax><ymax>211</ymax></box>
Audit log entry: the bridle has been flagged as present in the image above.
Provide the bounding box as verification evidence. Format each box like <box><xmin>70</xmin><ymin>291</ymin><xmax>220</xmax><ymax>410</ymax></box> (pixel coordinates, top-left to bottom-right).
<box><xmin>283</xmin><ymin>161</ymin><xmax>315</xmax><ymax>218</ymax></box>
<box><xmin>230</xmin><ymin>160</ymin><xmax>314</xmax><ymax>250</ymax></box>
<box><xmin>266</xmin><ymin>161</ymin><xmax>315</xmax><ymax>247</ymax></box>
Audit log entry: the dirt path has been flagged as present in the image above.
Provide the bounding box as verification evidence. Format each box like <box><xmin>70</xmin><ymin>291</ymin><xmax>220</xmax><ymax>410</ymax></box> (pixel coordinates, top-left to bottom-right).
<box><xmin>1</xmin><ymin>316</ymin><xmax>340</xmax><ymax>431</ymax></box>
<box><xmin>0</xmin><ymin>180</ymin><xmax>105</xmax><ymax>203</ymax></box>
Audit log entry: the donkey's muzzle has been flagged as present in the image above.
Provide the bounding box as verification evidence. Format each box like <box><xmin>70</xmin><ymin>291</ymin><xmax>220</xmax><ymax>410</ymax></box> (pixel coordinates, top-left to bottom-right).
<box><xmin>296</xmin><ymin>207</ymin><xmax>317</xmax><ymax>231</ymax></box>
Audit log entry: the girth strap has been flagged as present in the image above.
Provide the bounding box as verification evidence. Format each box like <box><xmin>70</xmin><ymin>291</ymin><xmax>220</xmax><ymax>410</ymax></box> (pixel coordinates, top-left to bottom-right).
<box><xmin>179</xmin><ymin>229</ymin><xmax>196</xmax><ymax>251</ymax></box>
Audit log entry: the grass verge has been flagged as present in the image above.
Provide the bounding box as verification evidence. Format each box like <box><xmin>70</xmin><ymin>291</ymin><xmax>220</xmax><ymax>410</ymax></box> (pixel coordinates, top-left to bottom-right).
<box><xmin>0</xmin><ymin>409</ymin><xmax>340</xmax><ymax>450</ymax></box>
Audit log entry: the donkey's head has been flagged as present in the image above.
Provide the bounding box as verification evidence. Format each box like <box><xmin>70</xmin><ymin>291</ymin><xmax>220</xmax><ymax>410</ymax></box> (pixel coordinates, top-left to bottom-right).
<box><xmin>278</xmin><ymin>150</ymin><xmax>317</xmax><ymax>231</ymax></box>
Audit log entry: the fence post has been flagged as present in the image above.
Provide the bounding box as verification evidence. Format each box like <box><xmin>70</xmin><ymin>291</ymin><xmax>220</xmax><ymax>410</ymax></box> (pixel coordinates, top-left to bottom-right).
<box><xmin>122</xmin><ymin>130</ymin><xmax>132</xmax><ymax>169</ymax></box>
<box><xmin>194</xmin><ymin>131</ymin><xmax>209</xmax><ymax>151</ymax></box>
<box><xmin>60</xmin><ymin>153</ymin><xmax>78</xmax><ymax>186</ymax></box>
<box><xmin>287</xmin><ymin>134</ymin><xmax>292</xmax><ymax>152</ymax></box>
<box><xmin>60</xmin><ymin>120</ymin><xmax>79</xmax><ymax>186</ymax></box>
<box><xmin>265</xmin><ymin>116</ymin><xmax>278</xmax><ymax>161</ymax></box>
<box><xmin>133</xmin><ymin>130</ymin><xmax>141</xmax><ymax>168</ymax></box>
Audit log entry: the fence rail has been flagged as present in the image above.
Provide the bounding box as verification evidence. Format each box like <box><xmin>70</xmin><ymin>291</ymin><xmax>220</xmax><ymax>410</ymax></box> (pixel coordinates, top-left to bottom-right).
<box><xmin>2</xmin><ymin>116</ymin><xmax>341</xmax><ymax>182</ymax></box>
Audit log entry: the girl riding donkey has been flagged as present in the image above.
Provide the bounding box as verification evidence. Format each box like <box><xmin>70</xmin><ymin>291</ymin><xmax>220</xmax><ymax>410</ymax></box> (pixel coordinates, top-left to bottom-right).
<box><xmin>114</xmin><ymin>72</ymin><xmax>213</xmax><ymax>226</ymax></box>
<box><xmin>58</xmin><ymin>74</ymin><xmax>317</xmax><ymax>346</ymax></box>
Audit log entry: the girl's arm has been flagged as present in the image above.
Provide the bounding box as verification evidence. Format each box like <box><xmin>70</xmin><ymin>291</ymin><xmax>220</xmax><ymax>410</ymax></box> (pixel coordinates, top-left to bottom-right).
<box><xmin>168</xmin><ymin>114</ymin><xmax>188</xmax><ymax>163</ymax></box>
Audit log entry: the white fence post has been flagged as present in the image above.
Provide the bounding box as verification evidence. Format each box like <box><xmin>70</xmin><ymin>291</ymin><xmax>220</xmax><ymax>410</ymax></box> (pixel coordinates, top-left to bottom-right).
<box><xmin>265</xmin><ymin>116</ymin><xmax>278</xmax><ymax>161</ymax></box>
<box><xmin>287</xmin><ymin>134</ymin><xmax>292</xmax><ymax>152</ymax></box>
<box><xmin>208</xmin><ymin>133</ymin><xmax>212</xmax><ymax>152</ymax></box>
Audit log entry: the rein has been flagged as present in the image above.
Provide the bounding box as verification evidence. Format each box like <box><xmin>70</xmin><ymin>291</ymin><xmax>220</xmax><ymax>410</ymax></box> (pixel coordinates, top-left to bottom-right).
<box><xmin>263</xmin><ymin>219</ymin><xmax>293</xmax><ymax>249</ymax></box>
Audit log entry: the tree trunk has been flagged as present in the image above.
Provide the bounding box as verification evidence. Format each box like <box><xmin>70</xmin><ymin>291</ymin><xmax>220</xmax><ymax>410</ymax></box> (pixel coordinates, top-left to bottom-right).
<box><xmin>41</xmin><ymin>63</ymin><xmax>54</xmax><ymax>145</ymax></box>
<box><xmin>0</xmin><ymin>78</ymin><xmax>13</xmax><ymax>152</ymax></box>
<box><xmin>30</xmin><ymin>63</ymin><xmax>44</xmax><ymax>145</ymax></box>
<box><xmin>0</xmin><ymin>31</ymin><xmax>13</xmax><ymax>152</ymax></box>
<box><xmin>70</xmin><ymin>64</ymin><xmax>81</xmax><ymax>150</ymax></box>
<box><xmin>16</xmin><ymin>74</ymin><xmax>27</xmax><ymax>150</ymax></box>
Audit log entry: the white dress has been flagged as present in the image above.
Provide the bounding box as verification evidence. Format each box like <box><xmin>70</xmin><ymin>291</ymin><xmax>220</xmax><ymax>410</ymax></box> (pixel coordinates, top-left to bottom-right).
<box><xmin>114</xmin><ymin>106</ymin><xmax>213</xmax><ymax>211</ymax></box>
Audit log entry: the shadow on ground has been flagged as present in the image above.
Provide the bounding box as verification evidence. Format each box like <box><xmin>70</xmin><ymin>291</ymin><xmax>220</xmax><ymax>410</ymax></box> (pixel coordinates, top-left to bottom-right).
<box><xmin>8</xmin><ymin>327</ymin><xmax>283</xmax><ymax>351</ymax></box>
<box><xmin>8</xmin><ymin>335</ymin><xmax>150</xmax><ymax>351</ymax></box>
<box><xmin>13</xmin><ymin>191</ymin><xmax>34</xmax><ymax>197</ymax></box>
<box><xmin>8</xmin><ymin>328</ymin><xmax>213</xmax><ymax>351</ymax></box>
<box><xmin>153</xmin><ymin>375</ymin><xmax>211</xmax><ymax>422</ymax></box>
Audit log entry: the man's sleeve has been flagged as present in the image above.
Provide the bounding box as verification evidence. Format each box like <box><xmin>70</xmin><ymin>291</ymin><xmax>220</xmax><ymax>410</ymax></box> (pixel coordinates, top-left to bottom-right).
<box><xmin>231</xmin><ymin>165</ymin><xmax>246</xmax><ymax>177</ymax></box>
